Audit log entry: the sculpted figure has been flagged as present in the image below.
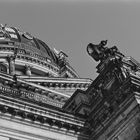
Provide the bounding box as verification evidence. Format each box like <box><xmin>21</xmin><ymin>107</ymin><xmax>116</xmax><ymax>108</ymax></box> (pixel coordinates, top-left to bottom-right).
<box><xmin>87</xmin><ymin>40</ymin><xmax>107</xmax><ymax>61</ymax></box>
<box><xmin>87</xmin><ymin>40</ymin><xmax>120</xmax><ymax>62</ymax></box>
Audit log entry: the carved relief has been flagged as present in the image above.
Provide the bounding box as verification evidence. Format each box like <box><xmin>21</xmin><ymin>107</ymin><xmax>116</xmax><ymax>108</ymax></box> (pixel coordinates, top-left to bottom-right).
<box><xmin>25</xmin><ymin>65</ymin><xmax>32</xmax><ymax>76</ymax></box>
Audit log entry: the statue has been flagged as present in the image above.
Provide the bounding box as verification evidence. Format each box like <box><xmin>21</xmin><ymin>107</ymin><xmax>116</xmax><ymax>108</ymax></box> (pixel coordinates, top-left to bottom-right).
<box><xmin>87</xmin><ymin>40</ymin><xmax>121</xmax><ymax>62</ymax></box>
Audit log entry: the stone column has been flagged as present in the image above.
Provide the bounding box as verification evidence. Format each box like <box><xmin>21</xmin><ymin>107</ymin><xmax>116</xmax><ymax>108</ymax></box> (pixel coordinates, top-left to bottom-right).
<box><xmin>7</xmin><ymin>56</ymin><xmax>15</xmax><ymax>75</ymax></box>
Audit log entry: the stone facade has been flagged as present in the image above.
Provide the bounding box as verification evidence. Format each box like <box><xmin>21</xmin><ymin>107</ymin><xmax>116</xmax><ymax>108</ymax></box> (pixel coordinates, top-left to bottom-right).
<box><xmin>0</xmin><ymin>24</ymin><xmax>140</xmax><ymax>140</ymax></box>
<box><xmin>0</xmin><ymin>24</ymin><xmax>91</xmax><ymax>140</ymax></box>
<box><xmin>64</xmin><ymin>40</ymin><xmax>140</xmax><ymax>140</ymax></box>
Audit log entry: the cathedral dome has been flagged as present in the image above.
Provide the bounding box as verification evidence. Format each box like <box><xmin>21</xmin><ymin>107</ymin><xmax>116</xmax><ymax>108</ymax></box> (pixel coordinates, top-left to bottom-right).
<box><xmin>0</xmin><ymin>24</ymin><xmax>78</xmax><ymax>78</ymax></box>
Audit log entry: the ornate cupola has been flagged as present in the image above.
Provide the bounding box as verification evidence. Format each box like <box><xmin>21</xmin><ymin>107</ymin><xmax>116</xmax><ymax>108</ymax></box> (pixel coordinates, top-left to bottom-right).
<box><xmin>0</xmin><ymin>24</ymin><xmax>79</xmax><ymax>78</ymax></box>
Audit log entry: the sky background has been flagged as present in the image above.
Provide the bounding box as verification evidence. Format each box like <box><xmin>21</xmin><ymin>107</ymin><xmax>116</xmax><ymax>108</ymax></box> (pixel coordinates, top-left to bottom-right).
<box><xmin>0</xmin><ymin>0</ymin><xmax>140</xmax><ymax>79</ymax></box>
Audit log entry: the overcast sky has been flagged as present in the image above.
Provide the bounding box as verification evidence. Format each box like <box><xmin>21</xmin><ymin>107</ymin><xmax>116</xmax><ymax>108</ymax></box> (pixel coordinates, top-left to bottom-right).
<box><xmin>0</xmin><ymin>0</ymin><xmax>140</xmax><ymax>79</ymax></box>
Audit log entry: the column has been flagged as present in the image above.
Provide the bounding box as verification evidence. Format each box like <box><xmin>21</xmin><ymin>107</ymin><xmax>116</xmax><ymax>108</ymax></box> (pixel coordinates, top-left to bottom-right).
<box><xmin>7</xmin><ymin>56</ymin><xmax>15</xmax><ymax>75</ymax></box>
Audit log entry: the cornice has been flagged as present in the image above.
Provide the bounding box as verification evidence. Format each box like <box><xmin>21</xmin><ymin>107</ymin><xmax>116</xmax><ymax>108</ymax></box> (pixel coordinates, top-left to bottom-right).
<box><xmin>20</xmin><ymin>76</ymin><xmax>92</xmax><ymax>91</ymax></box>
<box><xmin>0</xmin><ymin>95</ymin><xmax>87</xmax><ymax>137</ymax></box>
<box><xmin>21</xmin><ymin>76</ymin><xmax>92</xmax><ymax>83</ymax></box>
<box><xmin>0</xmin><ymin>72</ymin><xmax>71</xmax><ymax>108</ymax></box>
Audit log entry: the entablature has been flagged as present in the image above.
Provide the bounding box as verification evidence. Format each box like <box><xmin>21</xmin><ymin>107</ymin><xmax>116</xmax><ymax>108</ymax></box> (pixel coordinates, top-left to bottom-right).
<box><xmin>20</xmin><ymin>76</ymin><xmax>92</xmax><ymax>91</ymax></box>
<box><xmin>0</xmin><ymin>93</ymin><xmax>88</xmax><ymax>137</ymax></box>
<box><xmin>0</xmin><ymin>72</ymin><xmax>72</xmax><ymax>108</ymax></box>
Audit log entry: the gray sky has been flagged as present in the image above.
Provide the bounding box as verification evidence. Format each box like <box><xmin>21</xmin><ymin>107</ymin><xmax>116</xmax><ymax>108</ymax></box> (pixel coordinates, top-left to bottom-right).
<box><xmin>0</xmin><ymin>0</ymin><xmax>140</xmax><ymax>79</ymax></box>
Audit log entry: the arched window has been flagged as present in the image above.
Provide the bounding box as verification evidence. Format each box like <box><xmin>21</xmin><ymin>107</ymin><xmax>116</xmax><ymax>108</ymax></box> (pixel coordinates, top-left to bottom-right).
<box><xmin>0</xmin><ymin>64</ymin><xmax>7</xmax><ymax>73</ymax></box>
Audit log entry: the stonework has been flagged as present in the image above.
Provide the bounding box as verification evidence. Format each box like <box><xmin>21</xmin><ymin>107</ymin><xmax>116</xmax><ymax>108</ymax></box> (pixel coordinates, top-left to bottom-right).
<box><xmin>0</xmin><ymin>24</ymin><xmax>91</xmax><ymax>140</ymax></box>
<box><xmin>0</xmin><ymin>24</ymin><xmax>140</xmax><ymax>140</ymax></box>
<box><xmin>64</xmin><ymin>40</ymin><xmax>140</xmax><ymax>140</ymax></box>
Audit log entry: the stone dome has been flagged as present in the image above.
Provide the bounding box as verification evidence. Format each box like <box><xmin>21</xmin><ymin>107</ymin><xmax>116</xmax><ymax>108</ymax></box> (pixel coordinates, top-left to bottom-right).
<box><xmin>0</xmin><ymin>24</ymin><xmax>78</xmax><ymax>78</ymax></box>
<box><xmin>0</xmin><ymin>25</ymin><xmax>58</xmax><ymax>63</ymax></box>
